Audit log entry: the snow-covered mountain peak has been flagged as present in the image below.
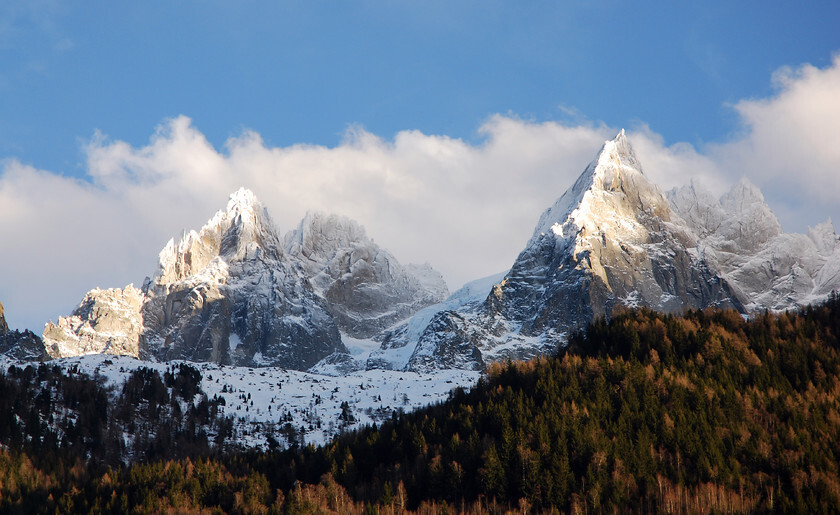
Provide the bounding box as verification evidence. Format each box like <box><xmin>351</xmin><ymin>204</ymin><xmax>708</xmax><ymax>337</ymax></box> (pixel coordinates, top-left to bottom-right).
<box><xmin>284</xmin><ymin>211</ymin><xmax>369</xmax><ymax>262</ymax></box>
<box><xmin>530</xmin><ymin>130</ymin><xmax>672</xmax><ymax>248</ymax></box>
<box><xmin>665</xmin><ymin>181</ymin><xmax>726</xmax><ymax>238</ymax></box>
<box><xmin>808</xmin><ymin>219</ymin><xmax>839</xmax><ymax>255</ymax></box>
<box><xmin>721</xmin><ymin>178</ymin><xmax>769</xmax><ymax>214</ymax></box>
<box><xmin>226</xmin><ymin>186</ymin><xmax>261</xmax><ymax>211</ymax></box>
<box><xmin>591</xmin><ymin>129</ymin><xmax>642</xmax><ymax>183</ymax></box>
<box><xmin>713</xmin><ymin>179</ymin><xmax>782</xmax><ymax>253</ymax></box>
<box><xmin>155</xmin><ymin>188</ymin><xmax>282</xmax><ymax>285</ymax></box>
<box><xmin>470</xmin><ymin>129</ymin><xmax>739</xmax><ymax>365</ymax></box>
<box><xmin>283</xmin><ymin>210</ymin><xmax>449</xmax><ymax>340</ymax></box>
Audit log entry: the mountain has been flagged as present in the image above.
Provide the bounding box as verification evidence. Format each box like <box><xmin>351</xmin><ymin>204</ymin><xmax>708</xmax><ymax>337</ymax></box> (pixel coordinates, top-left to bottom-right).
<box><xmin>398</xmin><ymin>131</ymin><xmax>840</xmax><ymax>371</ymax></box>
<box><xmin>284</xmin><ymin>211</ymin><xmax>447</xmax><ymax>339</ymax></box>
<box><xmin>668</xmin><ymin>179</ymin><xmax>840</xmax><ymax>311</ymax></box>
<box><xmin>26</xmin><ymin>132</ymin><xmax>840</xmax><ymax>373</ymax></box>
<box><xmin>0</xmin><ymin>301</ymin><xmax>44</xmax><ymax>361</ymax></box>
<box><xmin>8</xmin><ymin>299</ymin><xmax>838</xmax><ymax>513</ymax></box>
<box><xmin>42</xmin><ymin>189</ymin><xmax>447</xmax><ymax>370</ymax></box>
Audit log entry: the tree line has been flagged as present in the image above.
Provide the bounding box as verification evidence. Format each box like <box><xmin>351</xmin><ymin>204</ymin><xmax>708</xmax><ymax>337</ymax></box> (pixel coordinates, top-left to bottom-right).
<box><xmin>0</xmin><ymin>293</ymin><xmax>838</xmax><ymax>513</ymax></box>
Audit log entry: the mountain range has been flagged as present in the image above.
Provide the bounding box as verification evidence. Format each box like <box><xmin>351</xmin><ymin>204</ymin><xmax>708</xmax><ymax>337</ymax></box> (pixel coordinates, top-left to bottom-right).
<box><xmin>7</xmin><ymin>131</ymin><xmax>840</xmax><ymax>374</ymax></box>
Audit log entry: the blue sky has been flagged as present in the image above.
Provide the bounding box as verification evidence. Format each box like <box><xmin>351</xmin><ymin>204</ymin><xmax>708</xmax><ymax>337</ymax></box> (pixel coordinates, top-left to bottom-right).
<box><xmin>1</xmin><ymin>1</ymin><xmax>840</xmax><ymax>331</ymax></box>
<box><xmin>3</xmin><ymin>1</ymin><xmax>838</xmax><ymax>173</ymax></box>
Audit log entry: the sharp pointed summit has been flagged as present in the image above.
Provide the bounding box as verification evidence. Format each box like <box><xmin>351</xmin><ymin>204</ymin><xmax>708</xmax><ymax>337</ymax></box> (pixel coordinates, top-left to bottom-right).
<box><xmin>403</xmin><ymin>131</ymin><xmax>744</xmax><ymax>371</ymax></box>
<box><xmin>20</xmin><ymin>136</ymin><xmax>840</xmax><ymax>375</ymax></box>
<box><xmin>155</xmin><ymin>188</ymin><xmax>282</xmax><ymax>286</ymax></box>
<box><xmin>41</xmin><ymin>188</ymin><xmax>448</xmax><ymax>371</ymax></box>
<box><xmin>494</xmin><ymin>128</ymin><xmax>740</xmax><ymax>329</ymax></box>
<box><xmin>596</xmin><ymin>128</ymin><xmax>641</xmax><ymax>175</ymax></box>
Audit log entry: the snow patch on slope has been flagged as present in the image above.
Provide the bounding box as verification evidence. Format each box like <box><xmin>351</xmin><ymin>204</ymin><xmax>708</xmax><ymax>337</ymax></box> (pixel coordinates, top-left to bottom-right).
<box><xmin>18</xmin><ymin>354</ymin><xmax>479</xmax><ymax>450</ymax></box>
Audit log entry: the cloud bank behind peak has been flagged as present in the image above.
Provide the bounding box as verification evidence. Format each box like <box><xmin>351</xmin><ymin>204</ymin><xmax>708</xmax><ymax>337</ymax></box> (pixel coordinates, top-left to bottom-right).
<box><xmin>2</xmin><ymin>55</ymin><xmax>839</xmax><ymax>332</ymax></box>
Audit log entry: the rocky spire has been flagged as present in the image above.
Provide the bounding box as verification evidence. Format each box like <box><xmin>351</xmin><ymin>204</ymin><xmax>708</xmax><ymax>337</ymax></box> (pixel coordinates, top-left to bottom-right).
<box><xmin>488</xmin><ymin>127</ymin><xmax>741</xmax><ymax>339</ymax></box>
<box><xmin>530</xmin><ymin>129</ymin><xmax>671</xmax><ymax>246</ymax></box>
<box><xmin>155</xmin><ymin>188</ymin><xmax>282</xmax><ymax>285</ymax></box>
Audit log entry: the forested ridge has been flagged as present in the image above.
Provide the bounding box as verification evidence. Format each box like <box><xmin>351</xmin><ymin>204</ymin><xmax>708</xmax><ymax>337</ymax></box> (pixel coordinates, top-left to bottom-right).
<box><xmin>1</xmin><ymin>295</ymin><xmax>839</xmax><ymax>513</ymax></box>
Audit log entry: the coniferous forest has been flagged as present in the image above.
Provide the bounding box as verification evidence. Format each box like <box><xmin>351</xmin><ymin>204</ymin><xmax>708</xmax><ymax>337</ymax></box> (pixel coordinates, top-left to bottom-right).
<box><xmin>1</xmin><ymin>295</ymin><xmax>839</xmax><ymax>513</ymax></box>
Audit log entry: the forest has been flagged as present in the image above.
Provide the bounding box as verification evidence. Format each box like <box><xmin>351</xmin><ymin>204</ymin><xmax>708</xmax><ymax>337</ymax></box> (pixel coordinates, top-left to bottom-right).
<box><xmin>0</xmin><ymin>293</ymin><xmax>838</xmax><ymax>513</ymax></box>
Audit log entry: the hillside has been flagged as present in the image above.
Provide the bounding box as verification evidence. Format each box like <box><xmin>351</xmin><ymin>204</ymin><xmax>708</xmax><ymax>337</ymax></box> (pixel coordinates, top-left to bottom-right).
<box><xmin>0</xmin><ymin>295</ymin><xmax>838</xmax><ymax>513</ymax></box>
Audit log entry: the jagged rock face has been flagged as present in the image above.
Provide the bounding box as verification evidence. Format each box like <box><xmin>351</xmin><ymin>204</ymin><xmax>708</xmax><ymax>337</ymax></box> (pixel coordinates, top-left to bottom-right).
<box><xmin>38</xmin><ymin>188</ymin><xmax>448</xmax><ymax>371</ymax></box>
<box><xmin>284</xmin><ymin>212</ymin><xmax>448</xmax><ymax>338</ymax></box>
<box><xmin>43</xmin><ymin>285</ymin><xmax>145</xmax><ymax>359</ymax></box>
<box><xmin>141</xmin><ymin>189</ymin><xmax>344</xmax><ymax>369</ymax></box>
<box><xmin>407</xmin><ymin>311</ymin><xmax>485</xmax><ymax>372</ymax></box>
<box><xmin>0</xmin><ymin>301</ymin><xmax>46</xmax><ymax>361</ymax></box>
<box><xmin>404</xmin><ymin>131</ymin><xmax>744</xmax><ymax>372</ymax></box>
<box><xmin>489</xmin><ymin>131</ymin><xmax>742</xmax><ymax>334</ymax></box>
<box><xmin>669</xmin><ymin>181</ymin><xmax>840</xmax><ymax>311</ymax></box>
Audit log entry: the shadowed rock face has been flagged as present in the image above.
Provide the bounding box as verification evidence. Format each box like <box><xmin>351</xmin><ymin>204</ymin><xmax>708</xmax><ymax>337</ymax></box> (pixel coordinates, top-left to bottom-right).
<box><xmin>284</xmin><ymin>212</ymin><xmax>448</xmax><ymax>339</ymax></box>
<box><xmin>0</xmin><ymin>302</ymin><xmax>45</xmax><ymax>361</ymax></box>
<box><xmin>406</xmin><ymin>131</ymin><xmax>745</xmax><ymax>372</ymax></box>
<box><xmin>39</xmin><ymin>189</ymin><xmax>447</xmax><ymax>371</ymax></box>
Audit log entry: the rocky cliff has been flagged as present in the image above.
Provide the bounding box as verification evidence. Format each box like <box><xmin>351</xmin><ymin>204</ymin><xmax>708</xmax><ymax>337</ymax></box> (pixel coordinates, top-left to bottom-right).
<box><xmin>401</xmin><ymin>131</ymin><xmax>839</xmax><ymax>371</ymax></box>
<box><xmin>0</xmin><ymin>301</ymin><xmax>45</xmax><ymax>361</ymax></box>
<box><xmin>41</xmin><ymin>189</ymin><xmax>446</xmax><ymax>370</ymax></box>
<box><xmin>285</xmin><ymin>211</ymin><xmax>447</xmax><ymax>339</ymax></box>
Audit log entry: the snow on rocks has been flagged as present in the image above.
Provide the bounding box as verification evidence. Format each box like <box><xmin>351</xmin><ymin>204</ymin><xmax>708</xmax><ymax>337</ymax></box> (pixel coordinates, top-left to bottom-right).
<box><xmin>21</xmin><ymin>354</ymin><xmax>479</xmax><ymax>451</ymax></box>
<box><xmin>42</xmin><ymin>190</ymin><xmax>447</xmax><ymax>371</ymax></box>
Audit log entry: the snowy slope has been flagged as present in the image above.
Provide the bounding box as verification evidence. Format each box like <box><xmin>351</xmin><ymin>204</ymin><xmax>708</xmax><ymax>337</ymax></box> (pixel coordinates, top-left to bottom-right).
<box><xmin>9</xmin><ymin>354</ymin><xmax>479</xmax><ymax>451</ymax></box>
<box><xmin>668</xmin><ymin>181</ymin><xmax>840</xmax><ymax>312</ymax></box>
<box><xmin>359</xmin><ymin>271</ymin><xmax>508</xmax><ymax>372</ymax></box>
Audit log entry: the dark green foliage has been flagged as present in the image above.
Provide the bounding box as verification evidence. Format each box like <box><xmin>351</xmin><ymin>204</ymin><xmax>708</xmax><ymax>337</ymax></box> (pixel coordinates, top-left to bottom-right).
<box><xmin>164</xmin><ymin>363</ymin><xmax>203</xmax><ymax>402</ymax></box>
<box><xmin>0</xmin><ymin>362</ymin><xmax>232</xmax><ymax>469</ymax></box>
<box><xmin>282</xmin><ymin>298</ymin><xmax>840</xmax><ymax>512</ymax></box>
<box><xmin>0</xmin><ymin>295</ymin><xmax>839</xmax><ymax>513</ymax></box>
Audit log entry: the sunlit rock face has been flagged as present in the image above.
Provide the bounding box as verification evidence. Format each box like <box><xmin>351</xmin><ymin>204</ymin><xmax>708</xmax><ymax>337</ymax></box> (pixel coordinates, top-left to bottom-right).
<box><xmin>43</xmin><ymin>285</ymin><xmax>145</xmax><ymax>359</ymax></box>
<box><xmin>40</xmin><ymin>189</ymin><xmax>448</xmax><ymax>371</ymax></box>
<box><xmin>405</xmin><ymin>131</ymin><xmax>840</xmax><ymax>372</ymax></box>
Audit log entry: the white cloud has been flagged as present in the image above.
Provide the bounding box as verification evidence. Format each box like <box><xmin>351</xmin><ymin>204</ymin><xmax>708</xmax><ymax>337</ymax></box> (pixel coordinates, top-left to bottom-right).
<box><xmin>627</xmin><ymin>125</ymin><xmax>729</xmax><ymax>196</ymax></box>
<box><xmin>711</xmin><ymin>54</ymin><xmax>840</xmax><ymax>231</ymax></box>
<box><xmin>1</xmin><ymin>54</ymin><xmax>839</xmax><ymax>332</ymax></box>
<box><xmin>0</xmin><ymin>115</ymin><xmax>616</xmax><ymax>331</ymax></box>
